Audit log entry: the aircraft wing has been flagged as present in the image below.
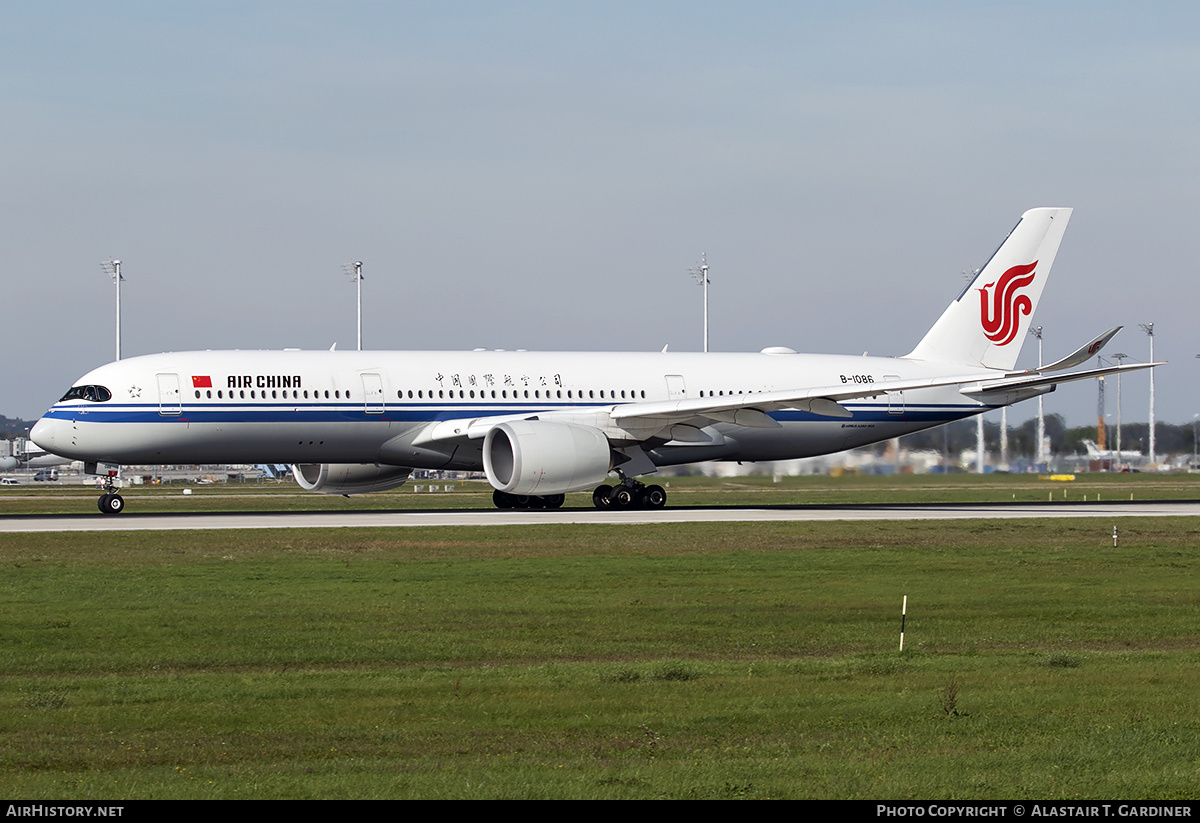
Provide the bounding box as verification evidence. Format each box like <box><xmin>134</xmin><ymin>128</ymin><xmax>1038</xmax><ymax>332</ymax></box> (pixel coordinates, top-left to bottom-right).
<box><xmin>608</xmin><ymin>374</ymin><xmax>998</xmax><ymax>423</ymax></box>
<box><xmin>409</xmin><ymin>370</ymin><xmax>1005</xmax><ymax>449</ymax></box>
<box><xmin>410</xmin><ymin>358</ymin><xmax>1163</xmax><ymax>447</ymax></box>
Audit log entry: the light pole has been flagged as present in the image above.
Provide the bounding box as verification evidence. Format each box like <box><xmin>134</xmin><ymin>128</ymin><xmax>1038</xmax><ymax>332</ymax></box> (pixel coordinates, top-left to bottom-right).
<box><xmin>1111</xmin><ymin>352</ymin><xmax>1127</xmax><ymax>461</ymax></box>
<box><xmin>343</xmin><ymin>261</ymin><xmax>364</xmax><ymax>351</ymax></box>
<box><xmin>101</xmin><ymin>259</ymin><xmax>123</xmax><ymax>361</ymax></box>
<box><xmin>1140</xmin><ymin>323</ymin><xmax>1155</xmax><ymax>462</ymax></box>
<box><xmin>689</xmin><ymin>254</ymin><xmax>710</xmax><ymax>353</ymax></box>
<box><xmin>1194</xmin><ymin>354</ymin><xmax>1200</xmax><ymax>470</ymax></box>
<box><xmin>1029</xmin><ymin>325</ymin><xmax>1045</xmax><ymax>466</ymax></box>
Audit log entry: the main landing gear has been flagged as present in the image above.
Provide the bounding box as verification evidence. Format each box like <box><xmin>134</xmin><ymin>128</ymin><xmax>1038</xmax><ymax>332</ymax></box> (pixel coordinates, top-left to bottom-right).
<box><xmin>592</xmin><ymin>479</ymin><xmax>667</xmax><ymax>510</ymax></box>
<box><xmin>490</xmin><ymin>479</ymin><xmax>669</xmax><ymax>511</ymax></box>
<box><xmin>97</xmin><ymin>478</ymin><xmax>125</xmax><ymax>515</ymax></box>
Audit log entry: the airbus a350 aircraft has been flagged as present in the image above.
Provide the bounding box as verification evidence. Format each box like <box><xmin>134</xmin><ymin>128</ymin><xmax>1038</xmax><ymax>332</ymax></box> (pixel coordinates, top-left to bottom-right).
<box><xmin>31</xmin><ymin>207</ymin><xmax>1159</xmax><ymax>514</ymax></box>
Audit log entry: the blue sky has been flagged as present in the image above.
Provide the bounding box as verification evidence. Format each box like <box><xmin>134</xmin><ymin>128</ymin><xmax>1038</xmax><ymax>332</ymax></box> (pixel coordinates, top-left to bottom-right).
<box><xmin>2</xmin><ymin>2</ymin><xmax>1196</xmax><ymax>431</ymax></box>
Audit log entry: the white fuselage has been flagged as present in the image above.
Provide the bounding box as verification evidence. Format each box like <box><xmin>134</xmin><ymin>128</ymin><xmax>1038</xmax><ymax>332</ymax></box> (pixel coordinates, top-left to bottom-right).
<box><xmin>31</xmin><ymin>348</ymin><xmax>991</xmax><ymax>472</ymax></box>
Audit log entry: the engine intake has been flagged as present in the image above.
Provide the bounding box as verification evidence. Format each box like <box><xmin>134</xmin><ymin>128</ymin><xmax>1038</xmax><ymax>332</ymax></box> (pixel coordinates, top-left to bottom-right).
<box><xmin>484</xmin><ymin>420</ymin><xmax>612</xmax><ymax>496</ymax></box>
<box><xmin>292</xmin><ymin>463</ymin><xmax>412</xmax><ymax>495</ymax></box>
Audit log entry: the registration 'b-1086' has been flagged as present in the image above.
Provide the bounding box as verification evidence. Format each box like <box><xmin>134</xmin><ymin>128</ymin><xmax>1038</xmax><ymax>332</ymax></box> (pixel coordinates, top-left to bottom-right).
<box><xmin>31</xmin><ymin>207</ymin><xmax>1160</xmax><ymax>514</ymax></box>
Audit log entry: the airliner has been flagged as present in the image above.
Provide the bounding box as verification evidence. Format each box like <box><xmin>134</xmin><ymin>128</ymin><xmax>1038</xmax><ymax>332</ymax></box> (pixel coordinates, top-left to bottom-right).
<box><xmin>1082</xmin><ymin>440</ymin><xmax>1144</xmax><ymax>462</ymax></box>
<box><xmin>0</xmin><ymin>446</ymin><xmax>72</xmax><ymax>472</ymax></box>
<box><xmin>30</xmin><ymin>207</ymin><xmax>1159</xmax><ymax>514</ymax></box>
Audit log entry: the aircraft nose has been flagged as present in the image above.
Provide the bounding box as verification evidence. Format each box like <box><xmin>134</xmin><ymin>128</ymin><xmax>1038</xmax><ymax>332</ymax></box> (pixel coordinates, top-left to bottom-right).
<box><xmin>30</xmin><ymin>417</ymin><xmax>57</xmax><ymax>451</ymax></box>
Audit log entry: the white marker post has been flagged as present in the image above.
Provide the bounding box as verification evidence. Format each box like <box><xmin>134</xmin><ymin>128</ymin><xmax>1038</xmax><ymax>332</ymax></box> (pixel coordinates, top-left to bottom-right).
<box><xmin>899</xmin><ymin>595</ymin><xmax>907</xmax><ymax>652</ymax></box>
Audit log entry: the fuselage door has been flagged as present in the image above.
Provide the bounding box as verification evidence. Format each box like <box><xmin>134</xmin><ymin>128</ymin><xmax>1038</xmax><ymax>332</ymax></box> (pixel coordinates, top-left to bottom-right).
<box><xmin>157</xmin><ymin>373</ymin><xmax>182</xmax><ymax>416</ymax></box>
<box><xmin>883</xmin><ymin>374</ymin><xmax>905</xmax><ymax>416</ymax></box>
<box><xmin>665</xmin><ymin>374</ymin><xmax>686</xmax><ymax>400</ymax></box>
<box><xmin>361</xmin><ymin>373</ymin><xmax>385</xmax><ymax>415</ymax></box>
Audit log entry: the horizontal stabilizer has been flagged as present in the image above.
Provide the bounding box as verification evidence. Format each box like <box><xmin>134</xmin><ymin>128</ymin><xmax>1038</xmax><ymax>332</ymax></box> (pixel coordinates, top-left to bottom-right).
<box><xmin>961</xmin><ymin>360</ymin><xmax>1163</xmax><ymax>399</ymax></box>
<box><xmin>1040</xmin><ymin>326</ymin><xmax>1122</xmax><ymax>372</ymax></box>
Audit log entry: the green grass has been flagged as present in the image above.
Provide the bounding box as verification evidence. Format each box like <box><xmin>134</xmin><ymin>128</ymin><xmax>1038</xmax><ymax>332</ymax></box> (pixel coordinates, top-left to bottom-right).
<box><xmin>2</xmin><ymin>470</ymin><xmax>1198</xmax><ymax>515</ymax></box>
<box><xmin>2</xmin><ymin>518</ymin><xmax>1200</xmax><ymax>798</ymax></box>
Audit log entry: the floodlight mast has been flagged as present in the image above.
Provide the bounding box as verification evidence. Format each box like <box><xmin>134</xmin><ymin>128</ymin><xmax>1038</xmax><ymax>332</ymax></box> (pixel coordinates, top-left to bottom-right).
<box><xmin>1140</xmin><ymin>323</ymin><xmax>1155</xmax><ymax>462</ymax></box>
<box><xmin>1029</xmin><ymin>325</ymin><xmax>1045</xmax><ymax>465</ymax></box>
<box><xmin>689</xmin><ymin>254</ymin><xmax>709</xmax><ymax>353</ymax></box>
<box><xmin>101</xmin><ymin>260</ymin><xmax>123</xmax><ymax>361</ymax></box>
<box><xmin>1111</xmin><ymin>352</ymin><xmax>1127</xmax><ymax>459</ymax></box>
<box><xmin>343</xmin><ymin>261</ymin><xmax>364</xmax><ymax>351</ymax></box>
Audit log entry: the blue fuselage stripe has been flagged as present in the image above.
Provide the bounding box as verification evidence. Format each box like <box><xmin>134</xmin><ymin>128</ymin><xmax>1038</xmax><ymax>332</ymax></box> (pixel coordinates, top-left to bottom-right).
<box><xmin>43</xmin><ymin>401</ymin><xmax>990</xmax><ymax>426</ymax></box>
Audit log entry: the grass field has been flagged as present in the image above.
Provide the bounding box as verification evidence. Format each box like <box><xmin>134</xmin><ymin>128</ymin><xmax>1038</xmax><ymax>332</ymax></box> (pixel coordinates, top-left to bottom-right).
<box><xmin>3</xmin><ymin>470</ymin><xmax>1199</xmax><ymax>515</ymax></box>
<box><xmin>2</xmin><ymin>477</ymin><xmax>1199</xmax><ymax>798</ymax></box>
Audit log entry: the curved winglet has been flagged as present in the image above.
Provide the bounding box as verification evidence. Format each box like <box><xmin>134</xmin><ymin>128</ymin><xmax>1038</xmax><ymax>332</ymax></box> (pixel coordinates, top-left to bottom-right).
<box><xmin>1039</xmin><ymin>326</ymin><xmax>1122</xmax><ymax>372</ymax></box>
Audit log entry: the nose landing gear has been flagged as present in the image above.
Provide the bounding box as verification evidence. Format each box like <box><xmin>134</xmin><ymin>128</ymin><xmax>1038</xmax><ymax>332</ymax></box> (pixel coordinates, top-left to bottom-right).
<box><xmin>97</xmin><ymin>477</ymin><xmax>125</xmax><ymax>515</ymax></box>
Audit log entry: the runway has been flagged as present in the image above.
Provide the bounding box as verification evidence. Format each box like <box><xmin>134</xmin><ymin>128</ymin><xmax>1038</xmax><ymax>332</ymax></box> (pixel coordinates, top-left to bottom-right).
<box><xmin>3</xmin><ymin>500</ymin><xmax>1198</xmax><ymax>532</ymax></box>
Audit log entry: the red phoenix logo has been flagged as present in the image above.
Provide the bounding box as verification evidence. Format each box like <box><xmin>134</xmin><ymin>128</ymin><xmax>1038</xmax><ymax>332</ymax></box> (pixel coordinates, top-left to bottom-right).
<box><xmin>978</xmin><ymin>261</ymin><xmax>1037</xmax><ymax>346</ymax></box>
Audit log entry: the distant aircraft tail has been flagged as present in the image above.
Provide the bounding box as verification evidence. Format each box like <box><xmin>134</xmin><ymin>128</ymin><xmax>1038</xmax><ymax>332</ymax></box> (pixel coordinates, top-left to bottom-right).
<box><xmin>904</xmin><ymin>207</ymin><xmax>1072</xmax><ymax>370</ymax></box>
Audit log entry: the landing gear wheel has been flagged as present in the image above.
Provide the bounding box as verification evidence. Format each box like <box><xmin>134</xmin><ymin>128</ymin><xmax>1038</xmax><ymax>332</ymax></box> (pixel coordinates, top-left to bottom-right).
<box><xmin>612</xmin><ymin>487</ymin><xmax>636</xmax><ymax>508</ymax></box>
<box><xmin>493</xmin><ymin>490</ymin><xmax>515</xmax><ymax>509</ymax></box>
<box><xmin>592</xmin><ymin>484</ymin><xmax>613</xmax><ymax>509</ymax></box>
<box><xmin>543</xmin><ymin>494</ymin><xmax>566</xmax><ymax>509</ymax></box>
<box><xmin>644</xmin><ymin>485</ymin><xmax>667</xmax><ymax>509</ymax></box>
<box><xmin>98</xmin><ymin>493</ymin><xmax>125</xmax><ymax>515</ymax></box>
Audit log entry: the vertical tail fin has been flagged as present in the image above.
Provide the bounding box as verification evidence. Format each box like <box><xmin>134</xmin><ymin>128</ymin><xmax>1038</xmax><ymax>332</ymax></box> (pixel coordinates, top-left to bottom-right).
<box><xmin>904</xmin><ymin>207</ymin><xmax>1072</xmax><ymax>370</ymax></box>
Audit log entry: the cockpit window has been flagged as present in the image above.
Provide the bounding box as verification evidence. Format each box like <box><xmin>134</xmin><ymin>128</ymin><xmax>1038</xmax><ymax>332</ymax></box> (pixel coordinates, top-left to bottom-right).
<box><xmin>59</xmin><ymin>385</ymin><xmax>112</xmax><ymax>403</ymax></box>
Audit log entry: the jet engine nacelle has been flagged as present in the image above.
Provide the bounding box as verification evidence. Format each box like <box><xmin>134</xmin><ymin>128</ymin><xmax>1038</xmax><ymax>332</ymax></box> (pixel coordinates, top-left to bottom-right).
<box><xmin>483</xmin><ymin>419</ymin><xmax>613</xmax><ymax>496</ymax></box>
<box><xmin>292</xmin><ymin>463</ymin><xmax>412</xmax><ymax>495</ymax></box>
